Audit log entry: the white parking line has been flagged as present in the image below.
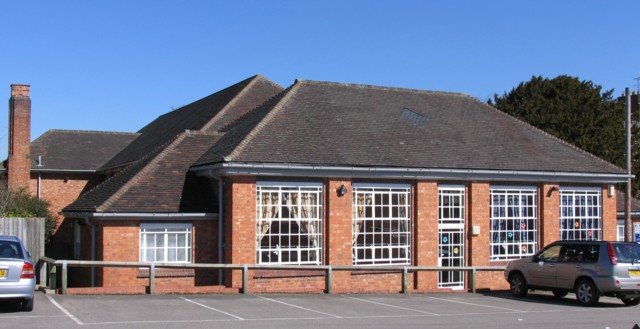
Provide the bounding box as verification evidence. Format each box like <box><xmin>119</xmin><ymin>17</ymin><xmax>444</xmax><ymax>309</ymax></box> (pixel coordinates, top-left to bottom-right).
<box><xmin>428</xmin><ymin>296</ymin><xmax>526</xmax><ymax>312</ymax></box>
<box><xmin>343</xmin><ymin>295</ymin><xmax>441</xmax><ymax>315</ymax></box>
<box><xmin>180</xmin><ymin>297</ymin><xmax>245</xmax><ymax>320</ymax></box>
<box><xmin>257</xmin><ymin>295</ymin><xmax>343</xmax><ymax>318</ymax></box>
<box><xmin>45</xmin><ymin>294</ymin><xmax>84</xmax><ymax>325</ymax></box>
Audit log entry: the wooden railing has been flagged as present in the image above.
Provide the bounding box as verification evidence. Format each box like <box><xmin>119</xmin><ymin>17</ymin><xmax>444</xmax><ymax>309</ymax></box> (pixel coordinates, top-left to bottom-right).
<box><xmin>39</xmin><ymin>257</ymin><xmax>505</xmax><ymax>295</ymax></box>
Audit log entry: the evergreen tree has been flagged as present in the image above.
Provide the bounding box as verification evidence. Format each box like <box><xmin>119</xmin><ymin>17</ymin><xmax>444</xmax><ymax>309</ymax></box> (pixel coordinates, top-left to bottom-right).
<box><xmin>489</xmin><ymin>75</ymin><xmax>640</xmax><ymax>196</ymax></box>
<box><xmin>489</xmin><ymin>75</ymin><xmax>625</xmax><ymax>168</ymax></box>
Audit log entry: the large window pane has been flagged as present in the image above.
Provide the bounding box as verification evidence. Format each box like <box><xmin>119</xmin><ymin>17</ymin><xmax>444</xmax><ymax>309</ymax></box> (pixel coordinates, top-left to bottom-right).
<box><xmin>560</xmin><ymin>189</ymin><xmax>601</xmax><ymax>241</ymax></box>
<box><xmin>353</xmin><ymin>184</ymin><xmax>411</xmax><ymax>265</ymax></box>
<box><xmin>256</xmin><ymin>183</ymin><xmax>323</xmax><ymax>265</ymax></box>
<box><xmin>490</xmin><ymin>187</ymin><xmax>538</xmax><ymax>261</ymax></box>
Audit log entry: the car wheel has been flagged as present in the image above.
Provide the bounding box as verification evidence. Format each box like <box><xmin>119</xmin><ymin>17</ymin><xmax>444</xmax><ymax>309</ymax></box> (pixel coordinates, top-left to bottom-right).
<box><xmin>509</xmin><ymin>273</ymin><xmax>528</xmax><ymax>297</ymax></box>
<box><xmin>21</xmin><ymin>298</ymin><xmax>34</xmax><ymax>312</ymax></box>
<box><xmin>552</xmin><ymin>289</ymin><xmax>568</xmax><ymax>298</ymax></box>
<box><xmin>575</xmin><ymin>280</ymin><xmax>599</xmax><ymax>306</ymax></box>
<box><xmin>621</xmin><ymin>298</ymin><xmax>640</xmax><ymax>306</ymax></box>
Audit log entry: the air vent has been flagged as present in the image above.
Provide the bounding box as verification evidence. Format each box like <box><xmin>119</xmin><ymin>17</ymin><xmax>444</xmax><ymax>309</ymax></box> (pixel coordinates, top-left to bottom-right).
<box><xmin>400</xmin><ymin>108</ymin><xmax>426</xmax><ymax>125</ymax></box>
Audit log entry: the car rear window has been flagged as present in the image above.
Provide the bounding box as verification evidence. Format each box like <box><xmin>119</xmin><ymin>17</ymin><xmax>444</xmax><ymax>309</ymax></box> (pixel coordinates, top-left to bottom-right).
<box><xmin>0</xmin><ymin>241</ymin><xmax>22</xmax><ymax>259</ymax></box>
<box><xmin>612</xmin><ymin>243</ymin><xmax>640</xmax><ymax>263</ymax></box>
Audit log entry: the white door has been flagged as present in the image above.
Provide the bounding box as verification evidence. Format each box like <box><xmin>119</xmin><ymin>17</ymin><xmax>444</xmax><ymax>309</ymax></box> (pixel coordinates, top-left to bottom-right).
<box><xmin>438</xmin><ymin>187</ymin><xmax>465</xmax><ymax>289</ymax></box>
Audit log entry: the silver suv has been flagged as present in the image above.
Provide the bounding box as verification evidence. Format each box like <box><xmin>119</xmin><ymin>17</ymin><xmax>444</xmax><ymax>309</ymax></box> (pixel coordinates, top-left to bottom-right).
<box><xmin>504</xmin><ymin>240</ymin><xmax>640</xmax><ymax>306</ymax></box>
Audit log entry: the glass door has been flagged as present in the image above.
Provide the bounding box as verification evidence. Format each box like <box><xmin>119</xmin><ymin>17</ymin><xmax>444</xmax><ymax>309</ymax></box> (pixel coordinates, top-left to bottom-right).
<box><xmin>438</xmin><ymin>187</ymin><xmax>465</xmax><ymax>289</ymax></box>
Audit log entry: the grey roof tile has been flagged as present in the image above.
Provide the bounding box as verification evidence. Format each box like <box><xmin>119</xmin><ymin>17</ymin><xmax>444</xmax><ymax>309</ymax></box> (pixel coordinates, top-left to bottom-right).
<box><xmin>101</xmin><ymin>75</ymin><xmax>283</xmax><ymax>171</ymax></box>
<box><xmin>64</xmin><ymin>131</ymin><xmax>222</xmax><ymax>213</ymax></box>
<box><xmin>30</xmin><ymin>130</ymin><xmax>138</xmax><ymax>171</ymax></box>
<box><xmin>196</xmin><ymin>80</ymin><xmax>625</xmax><ymax>175</ymax></box>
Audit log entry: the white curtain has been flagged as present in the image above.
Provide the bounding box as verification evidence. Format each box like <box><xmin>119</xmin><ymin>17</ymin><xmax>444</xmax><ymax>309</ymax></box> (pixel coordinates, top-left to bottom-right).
<box><xmin>257</xmin><ymin>192</ymin><xmax>278</xmax><ymax>243</ymax></box>
<box><xmin>353</xmin><ymin>193</ymin><xmax>371</xmax><ymax>248</ymax></box>
<box><xmin>288</xmin><ymin>192</ymin><xmax>319</xmax><ymax>248</ymax></box>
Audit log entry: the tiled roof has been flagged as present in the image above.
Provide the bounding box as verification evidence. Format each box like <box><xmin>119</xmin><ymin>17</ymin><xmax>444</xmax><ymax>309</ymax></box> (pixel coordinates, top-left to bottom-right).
<box><xmin>64</xmin><ymin>131</ymin><xmax>222</xmax><ymax>213</ymax></box>
<box><xmin>195</xmin><ymin>80</ymin><xmax>625</xmax><ymax>175</ymax></box>
<box><xmin>100</xmin><ymin>75</ymin><xmax>284</xmax><ymax>171</ymax></box>
<box><xmin>616</xmin><ymin>191</ymin><xmax>640</xmax><ymax>215</ymax></box>
<box><xmin>65</xmin><ymin>75</ymin><xmax>284</xmax><ymax>213</ymax></box>
<box><xmin>29</xmin><ymin>130</ymin><xmax>138</xmax><ymax>171</ymax></box>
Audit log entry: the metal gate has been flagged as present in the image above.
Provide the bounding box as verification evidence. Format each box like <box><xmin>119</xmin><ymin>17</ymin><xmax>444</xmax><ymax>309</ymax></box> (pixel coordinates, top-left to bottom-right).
<box><xmin>438</xmin><ymin>187</ymin><xmax>465</xmax><ymax>289</ymax></box>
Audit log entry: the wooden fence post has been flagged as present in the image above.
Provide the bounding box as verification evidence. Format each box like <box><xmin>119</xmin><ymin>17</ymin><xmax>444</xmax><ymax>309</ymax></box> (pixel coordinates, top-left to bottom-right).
<box><xmin>149</xmin><ymin>264</ymin><xmax>155</xmax><ymax>295</ymax></box>
<box><xmin>61</xmin><ymin>261</ymin><xmax>68</xmax><ymax>295</ymax></box>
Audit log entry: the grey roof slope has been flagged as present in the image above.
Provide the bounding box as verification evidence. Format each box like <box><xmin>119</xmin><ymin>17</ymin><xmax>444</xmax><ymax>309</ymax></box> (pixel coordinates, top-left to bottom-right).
<box><xmin>195</xmin><ymin>80</ymin><xmax>625</xmax><ymax>175</ymax></box>
<box><xmin>64</xmin><ymin>131</ymin><xmax>222</xmax><ymax>213</ymax></box>
<box><xmin>30</xmin><ymin>130</ymin><xmax>138</xmax><ymax>171</ymax></box>
<box><xmin>100</xmin><ymin>75</ymin><xmax>284</xmax><ymax>171</ymax></box>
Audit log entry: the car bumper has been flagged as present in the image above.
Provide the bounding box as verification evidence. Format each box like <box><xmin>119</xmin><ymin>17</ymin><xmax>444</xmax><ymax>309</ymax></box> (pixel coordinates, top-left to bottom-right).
<box><xmin>0</xmin><ymin>279</ymin><xmax>36</xmax><ymax>299</ymax></box>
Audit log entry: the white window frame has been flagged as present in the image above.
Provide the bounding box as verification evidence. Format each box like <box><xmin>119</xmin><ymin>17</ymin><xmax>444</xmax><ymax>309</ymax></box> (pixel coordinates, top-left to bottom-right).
<box><xmin>490</xmin><ymin>186</ymin><xmax>538</xmax><ymax>261</ymax></box>
<box><xmin>256</xmin><ymin>182</ymin><xmax>323</xmax><ymax>265</ymax></box>
<box><xmin>560</xmin><ymin>187</ymin><xmax>602</xmax><ymax>241</ymax></box>
<box><xmin>140</xmin><ymin>223</ymin><xmax>192</xmax><ymax>263</ymax></box>
<box><xmin>617</xmin><ymin>220</ymin><xmax>625</xmax><ymax>242</ymax></box>
<box><xmin>352</xmin><ymin>183</ymin><xmax>411</xmax><ymax>265</ymax></box>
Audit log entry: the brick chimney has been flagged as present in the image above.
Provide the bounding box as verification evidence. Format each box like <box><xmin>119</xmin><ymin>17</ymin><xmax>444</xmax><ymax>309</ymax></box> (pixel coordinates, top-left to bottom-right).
<box><xmin>7</xmin><ymin>84</ymin><xmax>31</xmax><ymax>192</ymax></box>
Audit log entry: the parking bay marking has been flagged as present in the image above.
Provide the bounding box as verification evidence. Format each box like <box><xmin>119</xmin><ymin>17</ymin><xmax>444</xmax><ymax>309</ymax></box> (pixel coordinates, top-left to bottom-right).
<box><xmin>180</xmin><ymin>297</ymin><xmax>245</xmax><ymax>320</ymax></box>
<box><xmin>342</xmin><ymin>295</ymin><xmax>440</xmax><ymax>315</ymax></box>
<box><xmin>257</xmin><ymin>295</ymin><xmax>343</xmax><ymax>318</ymax></box>
<box><xmin>45</xmin><ymin>294</ymin><xmax>84</xmax><ymax>325</ymax></box>
<box><xmin>428</xmin><ymin>296</ymin><xmax>527</xmax><ymax>312</ymax></box>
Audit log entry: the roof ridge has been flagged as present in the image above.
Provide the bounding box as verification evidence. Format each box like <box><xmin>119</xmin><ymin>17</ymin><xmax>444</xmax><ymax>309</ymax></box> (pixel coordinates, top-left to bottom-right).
<box><xmin>223</xmin><ymin>85</ymin><xmax>298</xmax><ymax>162</ymax></box>
<box><xmin>99</xmin><ymin>131</ymin><xmax>194</xmax><ymax>211</ymax></box>
<box><xmin>44</xmin><ymin>129</ymin><xmax>138</xmax><ymax>135</ymax></box>
<box><xmin>200</xmin><ymin>75</ymin><xmax>266</xmax><ymax>132</ymax></box>
<box><xmin>294</xmin><ymin>79</ymin><xmax>468</xmax><ymax>97</ymax></box>
<box><xmin>154</xmin><ymin>75</ymin><xmax>275</xmax><ymax>122</ymax></box>
<box><xmin>479</xmin><ymin>101</ymin><xmax>625</xmax><ymax>172</ymax></box>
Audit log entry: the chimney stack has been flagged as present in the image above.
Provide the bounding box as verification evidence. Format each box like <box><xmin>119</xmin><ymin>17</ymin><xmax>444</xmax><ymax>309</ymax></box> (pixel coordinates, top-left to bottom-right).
<box><xmin>7</xmin><ymin>84</ymin><xmax>31</xmax><ymax>192</ymax></box>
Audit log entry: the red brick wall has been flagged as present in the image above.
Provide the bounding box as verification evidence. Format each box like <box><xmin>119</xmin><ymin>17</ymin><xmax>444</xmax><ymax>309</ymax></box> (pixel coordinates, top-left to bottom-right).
<box><xmin>94</xmin><ymin>219</ymin><xmax>218</xmax><ymax>291</ymax></box>
<box><xmin>31</xmin><ymin>173</ymin><xmax>92</xmax><ymax>258</ymax></box>
<box><xmin>602</xmin><ymin>185</ymin><xmax>616</xmax><ymax>242</ymax></box>
<box><xmin>414</xmin><ymin>181</ymin><xmax>438</xmax><ymax>290</ymax></box>
<box><xmin>326</xmin><ymin>178</ymin><xmax>352</xmax><ymax>293</ymax></box>
<box><xmin>541</xmin><ymin>184</ymin><xmax>560</xmax><ymax>246</ymax></box>
<box><xmin>224</xmin><ymin>176</ymin><xmax>256</xmax><ymax>288</ymax></box>
<box><xmin>62</xmin><ymin>178</ymin><xmax>616</xmax><ymax>294</ymax></box>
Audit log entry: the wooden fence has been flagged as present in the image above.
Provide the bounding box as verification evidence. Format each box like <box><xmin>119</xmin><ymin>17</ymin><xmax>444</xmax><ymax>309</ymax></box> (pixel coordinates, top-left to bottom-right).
<box><xmin>0</xmin><ymin>217</ymin><xmax>46</xmax><ymax>284</ymax></box>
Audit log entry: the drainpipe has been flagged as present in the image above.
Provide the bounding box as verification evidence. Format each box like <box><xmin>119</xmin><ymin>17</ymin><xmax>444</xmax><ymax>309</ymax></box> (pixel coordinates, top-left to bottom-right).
<box><xmin>84</xmin><ymin>216</ymin><xmax>96</xmax><ymax>287</ymax></box>
<box><xmin>216</xmin><ymin>177</ymin><xmax>225</xmax><ymax>285</ymax></box>
<box><xmin>36</xmin><ymin>172</ymin><xmax>41</xmax><ymax>200</ymax></box>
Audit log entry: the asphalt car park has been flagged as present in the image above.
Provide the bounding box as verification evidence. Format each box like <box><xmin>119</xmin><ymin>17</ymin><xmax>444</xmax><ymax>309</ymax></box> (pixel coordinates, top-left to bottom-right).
<box><xmin>0</xmin><ymin>291</ymin><xmax>639</xmax><ymax>329</ymax></box>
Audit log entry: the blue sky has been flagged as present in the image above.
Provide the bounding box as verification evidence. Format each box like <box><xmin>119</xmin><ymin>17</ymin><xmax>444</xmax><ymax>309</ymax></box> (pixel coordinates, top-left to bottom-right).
<box><xmin>2</xmin><ymin>1</ymin><xmax>639</xmax><ymax>160</ymax></box>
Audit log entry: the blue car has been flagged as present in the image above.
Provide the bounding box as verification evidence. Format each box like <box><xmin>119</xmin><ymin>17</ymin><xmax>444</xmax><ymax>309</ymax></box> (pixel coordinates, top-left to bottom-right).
<box><xmin>0</xmin><ymin>236</ymin><xmax>36</xmax><ymax>311</ymax></box>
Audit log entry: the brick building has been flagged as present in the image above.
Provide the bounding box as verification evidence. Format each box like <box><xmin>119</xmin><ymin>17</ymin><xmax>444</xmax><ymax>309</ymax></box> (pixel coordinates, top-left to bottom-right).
<box><xmin>5</xmin><ymin>76</ymin><xmax>629</xmax><ymax>294</ymax></box>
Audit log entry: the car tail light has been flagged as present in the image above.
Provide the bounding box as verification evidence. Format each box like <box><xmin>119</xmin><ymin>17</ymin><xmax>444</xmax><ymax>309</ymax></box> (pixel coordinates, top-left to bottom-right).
<box><xmin>20</xmin><ymin>262</ymin><xmax>34</xmax><ymax>279</ymax></box>
<box><xmin>607</xmin><ymin>243</ymin><xmax>617</xmax><ymax>265</ymax></box>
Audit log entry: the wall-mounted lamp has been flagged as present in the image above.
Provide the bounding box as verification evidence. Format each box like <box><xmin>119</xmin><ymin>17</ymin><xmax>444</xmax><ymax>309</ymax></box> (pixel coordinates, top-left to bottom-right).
<box><xmin>608</xmin><ymin>185</ymin><xmax>615</xmax><ymax>197</ymax></box>
<box><xmin>338</xmin><ymin>184</ymin><xmax>348</xmax><ymax>196</ymax></box>
<box><xmin>546</xmin><ymin>186</ymin><xmax>559</xmax><ymax>198</ymax></box>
